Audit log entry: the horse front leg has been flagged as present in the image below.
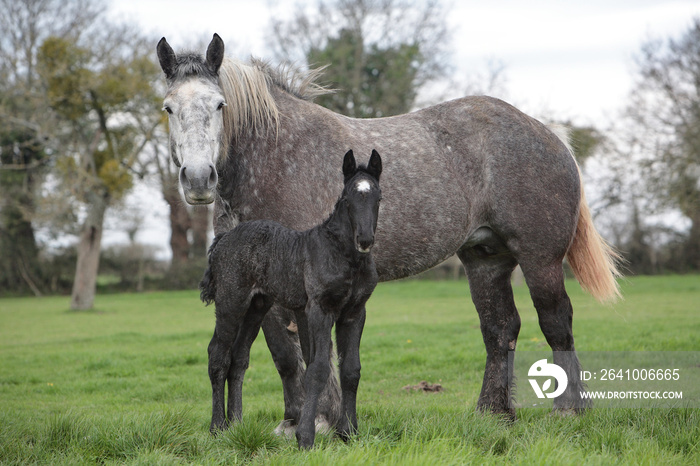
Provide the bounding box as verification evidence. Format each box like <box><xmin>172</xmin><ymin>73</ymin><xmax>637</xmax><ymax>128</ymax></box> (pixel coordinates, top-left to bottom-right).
<box><xmin>296</xmin><ymin>303</ymin><xmax>334</xmax><ymax>449</ymax></box>
<box><xmin>334</xmin><ymin>305</ymin><xmax>366</xmax><ymax>441</ymax></box>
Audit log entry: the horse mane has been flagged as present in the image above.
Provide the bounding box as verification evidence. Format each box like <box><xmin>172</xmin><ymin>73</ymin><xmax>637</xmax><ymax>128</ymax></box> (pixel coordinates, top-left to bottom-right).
<box><xmin>218</xmin><ymin>57</ymin><xmax>331</xmax><ymax>160</ymax></box>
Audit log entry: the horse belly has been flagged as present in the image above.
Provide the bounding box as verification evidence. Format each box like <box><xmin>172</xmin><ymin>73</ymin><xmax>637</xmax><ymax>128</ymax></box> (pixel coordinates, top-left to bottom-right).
<box><xmin>372</xmin><ymin>171</ymin><xmax>471</xmax><ymax>281</ymax></box>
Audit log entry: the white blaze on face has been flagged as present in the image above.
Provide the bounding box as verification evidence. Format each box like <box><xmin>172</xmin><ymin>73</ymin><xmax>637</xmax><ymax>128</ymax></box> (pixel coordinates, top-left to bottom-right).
<box><xmin>164</xmin><ymin>79</ymin><xmax>226</xmax><ymax>166</ymax></box>
<box><xmin>356</xmin><ymin>180</ymin><xmax>371</xmax><ymax>193</ymax></box>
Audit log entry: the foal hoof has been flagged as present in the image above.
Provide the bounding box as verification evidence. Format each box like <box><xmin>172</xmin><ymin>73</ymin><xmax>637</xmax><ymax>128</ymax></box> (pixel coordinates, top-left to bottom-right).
<box><xmin>209</xmin><ymin>422</ymin><xmax>229</xmax><ymax>436</ymax></box>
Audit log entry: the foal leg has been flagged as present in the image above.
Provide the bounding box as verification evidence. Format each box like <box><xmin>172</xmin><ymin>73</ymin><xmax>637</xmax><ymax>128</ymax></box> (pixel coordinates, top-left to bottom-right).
<box><xmin>521</xmin><ymin>261</ymin><xmax>590</xmax><ymax>412</ymax></box>
<box><xmin>226</xmin><ymin>294</ymin><xmax>273</xmax><ymax>423</ymax></box>
<box><xmin>296</xmin><ymin>304</ymin><xmax>334</xmax><ymax>449</ymax></box>
<box><xmin>262</xmin><ymin>306</ymin><xmax>342</xmax><ymax>436</ymax></box>
<box><xmin>458</xmin><ymin>247</ymin><xmax>520</xmax><ymax>419</ymax></box>
<box><xmin>208</xmin><ymin>318</ymin><xmax>241</xmax><ymax>432</ymax></box>
<box><xmin>261</xmin><ymin>305</ymin><xmax>306</xmax><ymax>436</ymax></box>
<box><xmin>335</xmin><ymin>305</ymin><xmax>367</xmax><ymax>440</ymax></box>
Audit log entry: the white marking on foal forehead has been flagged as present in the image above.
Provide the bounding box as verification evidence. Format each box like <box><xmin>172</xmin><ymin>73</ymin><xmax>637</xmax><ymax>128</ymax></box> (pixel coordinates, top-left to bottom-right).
<box><xmin>356</xmin><ymin>180</ymin><xmax>371</xmax><ymax>192</ymax></box>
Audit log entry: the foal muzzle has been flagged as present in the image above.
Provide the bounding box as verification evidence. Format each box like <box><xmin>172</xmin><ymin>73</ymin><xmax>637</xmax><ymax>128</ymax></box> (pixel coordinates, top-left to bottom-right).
<box><xmin>356</xmin><ymin>236</ymin><xmax>375</xmax><ymax>254</ymax></box>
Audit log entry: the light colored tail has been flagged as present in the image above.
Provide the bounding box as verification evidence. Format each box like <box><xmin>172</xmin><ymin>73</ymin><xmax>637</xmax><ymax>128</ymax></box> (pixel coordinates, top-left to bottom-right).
<box><xmin>548</xmin><ymin>125</ymin><xmax>623</xmax><ymax>302</ymax></box>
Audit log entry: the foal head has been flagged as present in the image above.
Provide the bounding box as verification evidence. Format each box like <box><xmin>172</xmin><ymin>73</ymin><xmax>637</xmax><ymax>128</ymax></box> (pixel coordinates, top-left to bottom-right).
<box><xmin>340</xmin><ymin>150</ymin><xmax>383</xmax><ymax>254</ymax></box>
<box><xmin>157</xmin><ymin>34</ymin><xmax>226</xmax><ymax>204</ymax></box>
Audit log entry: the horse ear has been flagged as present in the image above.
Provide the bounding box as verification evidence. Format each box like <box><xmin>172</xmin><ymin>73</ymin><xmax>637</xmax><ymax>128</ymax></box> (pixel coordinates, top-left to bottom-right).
<box><xmin>157</xmin><ymin>37</ymin><xmax>177</xmax><ymax>79</ymax></box>
<box><xmin>342</xmin><ymin>150</ymin><xmax>356</xmax><ymax>181</ymax></box>
<box><xmin>368</xmin><ymin>149</ymin><xmax>382</xmax><ymax>181</ymax></box>
<box><xmin>206</xmin><ymin>33</ymin><xmax>225</xmax><ymax>74</ymax></box>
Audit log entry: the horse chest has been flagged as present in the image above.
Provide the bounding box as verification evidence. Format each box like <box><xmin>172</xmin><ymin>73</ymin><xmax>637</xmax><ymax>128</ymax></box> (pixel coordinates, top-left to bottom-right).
<box><xmin>311</xmin><ymin>263</ymin><xmax>377</xmax><ymax>315</ymax></box>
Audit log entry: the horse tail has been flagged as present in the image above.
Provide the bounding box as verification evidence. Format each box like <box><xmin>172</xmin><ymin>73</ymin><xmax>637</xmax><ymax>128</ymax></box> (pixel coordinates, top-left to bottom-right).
<box><xmin>548</xmin><ymin>125</ymin><xmax>623</xmax><ymax>303</ymax></box>
<box><xmin>200</xmin><ymin>234</ymin><xmax>224</xmax><ymax>306</ymax></box>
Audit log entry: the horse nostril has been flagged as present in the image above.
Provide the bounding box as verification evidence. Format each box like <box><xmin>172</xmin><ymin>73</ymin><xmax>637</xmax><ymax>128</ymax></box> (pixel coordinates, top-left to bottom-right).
<box><xmin>208</xmin><ymin>164</ymin><xmax>218</xmax><ymax>189</ymax></box>
<box><xmin>179</xmin><ymin>166</ymin><xmax>192</xmax><ymax>190</ymax></box>
<box><xmin>357</xmin><ymin>237</ymin><xmax>374</xmax><ymax>252</ymax></box>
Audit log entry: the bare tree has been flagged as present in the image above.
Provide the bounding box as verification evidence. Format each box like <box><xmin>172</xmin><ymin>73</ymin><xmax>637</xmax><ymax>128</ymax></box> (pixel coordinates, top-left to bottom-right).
<box><xmin>620</xmin><ymin>18</ymin><xmax>700</xmax><ymax>270</ymax></box>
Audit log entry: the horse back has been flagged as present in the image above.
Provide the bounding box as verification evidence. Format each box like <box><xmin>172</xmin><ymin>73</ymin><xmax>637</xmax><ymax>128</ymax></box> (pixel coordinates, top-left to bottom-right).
<box><xmin>206</xmin><ymin>220</ymin><xmax>309</xmax><ymax>310</ymax></box>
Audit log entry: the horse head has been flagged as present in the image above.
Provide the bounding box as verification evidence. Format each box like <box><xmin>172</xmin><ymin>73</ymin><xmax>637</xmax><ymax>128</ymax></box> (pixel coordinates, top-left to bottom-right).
<box><xmin>157</xmin><ymin>34</ymin><xmax>226</xmax><ymax>204</ymax></box>
<box><xmin>341</xmin><ymin>149</ymin><xmax>383</xmax><ymax>254</ymax></box>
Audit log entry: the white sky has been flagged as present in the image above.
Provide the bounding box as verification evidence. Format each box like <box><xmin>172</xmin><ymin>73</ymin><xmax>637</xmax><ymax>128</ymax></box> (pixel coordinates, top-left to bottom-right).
<box><xmin>102</xmin><ymin>0</ymin><xmax>700</xmax><ymax>258</ymax></box>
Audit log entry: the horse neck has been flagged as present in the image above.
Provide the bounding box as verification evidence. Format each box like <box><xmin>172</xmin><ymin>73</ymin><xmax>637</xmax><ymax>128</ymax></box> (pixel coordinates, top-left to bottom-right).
<box><xmin>318</xmin><ymin>198</ymin><xmax>356</xmax><ymax>256</ymax></box>
<box><xmin>218</xmin><ymin>88</ymin><xmax>341</xmax><ymax>230</ymax></box>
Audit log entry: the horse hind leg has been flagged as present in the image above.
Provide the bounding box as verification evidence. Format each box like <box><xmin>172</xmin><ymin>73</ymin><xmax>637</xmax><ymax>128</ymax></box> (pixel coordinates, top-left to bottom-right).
<box><xmin>226</xmin><ymin>293</ymin><xmax>273</xmax><ymax>423</ymax></box>
<box><xmin>208</xmin><ymin>306</ymin><xmax>244</xmax><ymax>433</ymax></box>
<box><xmin>262</xmin><ymin>305</ymin><xmax>306</xmax><ymax>437</ymax></box>
<box><xmin>296</xmin><ymin>304</ymin><xmax>335</xmax><ymax>449</ymax></box>
<box><xmin>458</xmin><ymin>233</ymin><xmax>521</xmax><ymax>419</ymax></box>
<box><xmin>263</xmin><ymin>305</ymin><xmax>341</xmax><ymax>438</ymax></box>
<box><xmin>519</xmin><ymin>259</ymin><xmax>590</xmax><ymax>413</ymax></box>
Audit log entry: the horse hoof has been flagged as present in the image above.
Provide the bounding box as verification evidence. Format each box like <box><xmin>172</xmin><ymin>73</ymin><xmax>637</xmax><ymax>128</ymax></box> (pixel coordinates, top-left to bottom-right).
<box><xmin>551</xmin><ymin>406</ymin><xmax>588</xmax><ymax>417</ymax></box>
<box><xmin>315</xmin><ymin>415</ymin><xmax>332</xmax><ymax>435</ymax></box>
<box><xmin>477</xmin><ymin>404</ymin><xmax>517</xmax><ymax>423</ymax></box>
<box><xmin>295</xmin><ymin>431</ymin><xmax>315</xmax><ymax>450</ymax></box>
<box><xmin>273</xmin><ymin>419</ymin><xmax>297</xmax><ymax>439</ymax></box>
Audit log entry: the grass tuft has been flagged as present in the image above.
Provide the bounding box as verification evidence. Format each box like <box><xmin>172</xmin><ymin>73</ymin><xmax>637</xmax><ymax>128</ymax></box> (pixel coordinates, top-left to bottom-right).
<box><xmin>221</xmin><ymin>419</ymin><xmax>284</xmax><ymax>458</ymax></box>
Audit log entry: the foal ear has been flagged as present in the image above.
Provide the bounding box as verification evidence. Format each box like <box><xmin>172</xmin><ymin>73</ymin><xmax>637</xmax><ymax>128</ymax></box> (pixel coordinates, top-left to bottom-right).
<box><xmin>157</xmin><ymin>37</ymin><xmax>177</xmax><ymax>79</ymax></box>
<box><xmin>342</xmin><ymin>150</ymin><xmax>356</xmax><ymax>180</ymax></box>
<box><xmin>368</xmin><ymin>149</ymin><xmax>382</xmax><ymax>181</ymax></box>
<box><xmin>206</xmin><ymin>33</ymin><xmax>225</xmax><ymax>74</ymax></box>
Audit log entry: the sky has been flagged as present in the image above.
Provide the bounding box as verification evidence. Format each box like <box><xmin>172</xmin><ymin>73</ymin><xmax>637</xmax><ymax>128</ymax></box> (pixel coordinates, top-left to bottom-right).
<box><xmin>103</xmin><ymin>0</ymin><xmax>700</xmax><ymax>258</ymax></box>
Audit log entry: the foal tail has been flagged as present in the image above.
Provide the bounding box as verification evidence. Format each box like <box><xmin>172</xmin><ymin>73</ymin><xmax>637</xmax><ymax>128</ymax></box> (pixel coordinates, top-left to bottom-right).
<box><xmin>200</xmin><ymin>234</ymin><xmax>224</xmax><ymax>306</ymax></box>
<box><xmin>549</xmin><ymin>125</ymin><xmax>623</xmax><ymax>303</ymax></box>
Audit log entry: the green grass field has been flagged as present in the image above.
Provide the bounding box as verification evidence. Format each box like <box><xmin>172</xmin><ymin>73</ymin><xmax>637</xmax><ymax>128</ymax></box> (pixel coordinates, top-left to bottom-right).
<box><xmin>1</xmin><ymin>275</ymin><xmax>698</xmax><ymax>464</ymax></box>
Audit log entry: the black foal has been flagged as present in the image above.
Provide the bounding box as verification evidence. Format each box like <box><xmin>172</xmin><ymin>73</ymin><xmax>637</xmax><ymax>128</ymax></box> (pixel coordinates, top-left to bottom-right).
<box><xmin>201</xmin><ymin>149</ymin><xmax>382</xmax><ymax>449</ymax></box>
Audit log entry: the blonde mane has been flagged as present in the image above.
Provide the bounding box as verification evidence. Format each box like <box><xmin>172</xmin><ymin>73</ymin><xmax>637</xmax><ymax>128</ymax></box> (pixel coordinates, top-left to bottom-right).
<box><xmin>218</xmin><ymin>58</ymin><xmax>330</xmax><ymax>160</ymax></box>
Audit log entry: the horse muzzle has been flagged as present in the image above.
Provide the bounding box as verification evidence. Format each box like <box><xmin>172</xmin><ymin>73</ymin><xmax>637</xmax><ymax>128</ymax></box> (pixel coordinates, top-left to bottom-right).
<box><xmin>180</xmin><ymin>163</ymin><xmax>218</xmax><ymax>205</ymax></box>
<box><xmin>356</xmin><ymin>236</ymin><xmax>375</xmax><ymax>254</ymax></box>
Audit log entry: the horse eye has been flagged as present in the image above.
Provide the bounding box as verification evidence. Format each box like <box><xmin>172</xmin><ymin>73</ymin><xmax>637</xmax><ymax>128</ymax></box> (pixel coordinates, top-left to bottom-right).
<box><xmin>163</xmin><ymin>105</ymin><xmax>173</xmax><ymax>115</ymax></box>
<box><xmin>217</xmin><ymin>102</ymin><xmax>226</xmax><ymax>110</ymax></box>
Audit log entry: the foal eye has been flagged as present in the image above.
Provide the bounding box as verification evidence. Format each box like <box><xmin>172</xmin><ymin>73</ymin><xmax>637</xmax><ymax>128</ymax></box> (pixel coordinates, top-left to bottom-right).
<box><xmin>162</xmin><ymin>105</ymin><xmax>173</xmax><ymax>114</ymax></box>
<box><xmin>217</xmin><ymin>102</ymin><xmax>227</xmax><ymax>110</ymax></box>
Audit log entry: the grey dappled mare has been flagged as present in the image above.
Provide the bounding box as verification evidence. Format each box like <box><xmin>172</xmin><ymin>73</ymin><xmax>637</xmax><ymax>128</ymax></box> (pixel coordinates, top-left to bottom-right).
<box><xmin>200</xmin><ymin>150</ymin><xmax>382</xmax><ymax>448</ymax></box>
<box><xmin>157</xmin><ymin>34</ymin><xmax>621</xmax><ymax>428</ymax></box>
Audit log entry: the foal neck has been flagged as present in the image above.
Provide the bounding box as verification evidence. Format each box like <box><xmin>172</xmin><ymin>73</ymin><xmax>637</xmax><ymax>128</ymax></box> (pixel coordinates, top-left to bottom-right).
<box><xmin>322</xmin><ymin>198</ymin><xmax>353</xmax><ymax>247</ymax></box>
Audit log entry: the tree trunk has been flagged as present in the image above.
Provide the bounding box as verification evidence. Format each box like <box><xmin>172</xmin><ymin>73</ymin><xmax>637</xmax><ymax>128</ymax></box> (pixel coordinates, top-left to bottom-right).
<box><xmin>191</xmin><ymin>205</ymin><xmax>210</xmax><ymax>258</ymax></box>
<box><xmin>70</xmin><ymin>191</ymin><xmax>108</xmax><ymax>310</ymax></box>
<box><xmin>687</xmin><ymin>211</ymin><xmax>700</xmax><ymax>271</ymax></box>
<box><xmin>164</xmin><ymin>184</ymin><xmax>191</xmax><ymax>266</ymax></box>
<box><xmin>0</xmin><ymin>201</ymin><xmax>43</xmax><ymax>295</ymax></box>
